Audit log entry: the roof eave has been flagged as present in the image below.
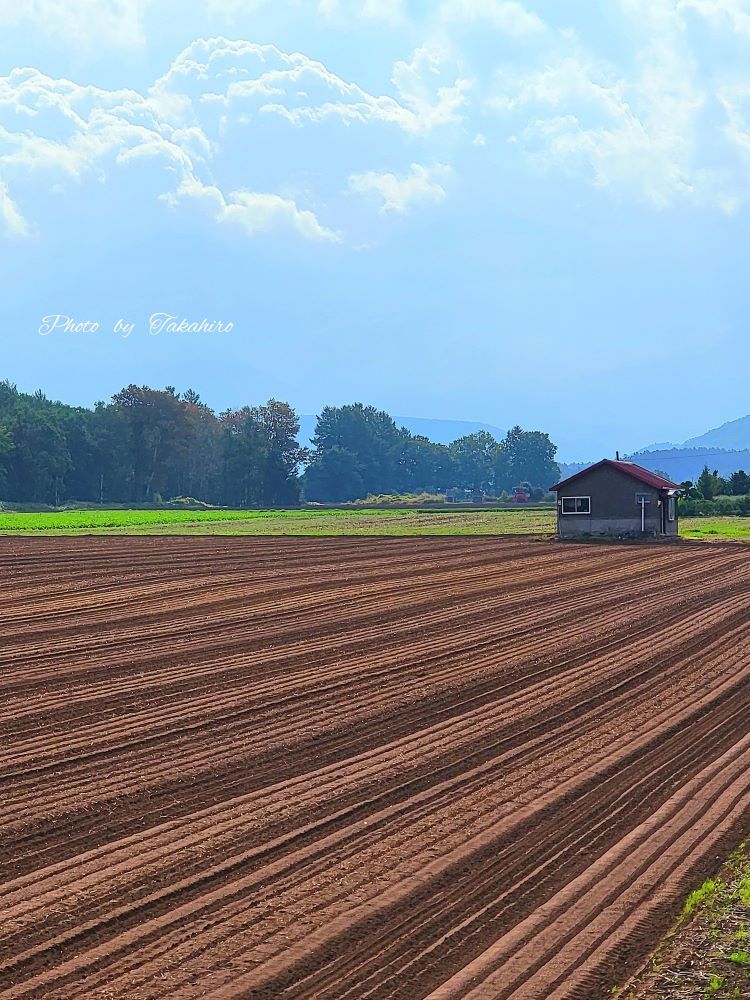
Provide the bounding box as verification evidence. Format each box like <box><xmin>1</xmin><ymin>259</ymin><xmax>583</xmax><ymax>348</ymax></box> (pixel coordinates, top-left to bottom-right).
<box><xmin>549</xmin><ymin>459</ymin><xmax>681</xmax><ymax>493</ymax></box>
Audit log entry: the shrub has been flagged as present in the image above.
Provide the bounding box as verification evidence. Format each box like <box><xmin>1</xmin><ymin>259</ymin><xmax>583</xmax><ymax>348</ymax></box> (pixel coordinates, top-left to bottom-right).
<box><xmin>679</xmin><ymin>495</ymin><xmax>750</xmax><ymax>517</ymax></box>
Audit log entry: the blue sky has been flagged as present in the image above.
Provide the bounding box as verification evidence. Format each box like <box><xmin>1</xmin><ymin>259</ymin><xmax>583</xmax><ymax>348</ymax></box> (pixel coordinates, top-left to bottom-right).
<box><xmin>2</xmin><ymin>0</ymin><xmax>750</xmax><ymax>460</ymax></box>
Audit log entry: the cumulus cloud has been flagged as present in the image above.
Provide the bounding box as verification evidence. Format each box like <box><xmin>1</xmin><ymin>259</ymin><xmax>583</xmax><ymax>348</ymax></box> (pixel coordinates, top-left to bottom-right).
<box><xmin>318</xmin><ymin>0</ymin><xmax>405</xmax><ymax>24</ymax></box>
<box><xmin>0</xmin><ymin>68</ymin><xmax>201</xmax><ymax>181</ymax></box>
<box><xmin>0</xmin><ymin>36</ymin><xmax>466</xmax><ymax>242</ymax></box>
<box><xmin>178</xmin><ymin>37</ymin><xmax>470</xmax><ymax>136</ymax></box>
<box><xmin>207</xmin><ymin>0</ymin><xmax>405</xmax><ymax>26</ymax></box>
<box><xmin>678</xmin><ymin>0</ymin><xmax>750</xmax><ymax>36</ymax></box>
<box><xmin>349</xmin><ymin>163</ymin><xmax>451</xmax><ymax>213</ymax></box>
<box><xmin>0</xmin><ymin>178</ymin><xmax>28</xmax><ymax>237</ymax></box>
<box><xmin>390</xmin><ymin>45</ymin><xmax>472</xmax><ymax>133</ymax></box>
<box><xmin>0</xmin><ymin>0</ymin><xmax>150</xmax><ymax>48</ymax></box>
<box><xmin>0</xmin><ymin>59</ymin><xmax>338</xmax><ymax>242</ymax></box>
<box><xmin>485</xmin><ymin>0</ymin><xmax>745</xmax><ymax>210</ymax></box>
<box><xmin>9</xmin><ymin>1</ymin><xmax>749</xmax><ymax>238</ymax></box>
<box><xmin>206</xmin><ymin>0</ymin><xmax>271</xmax><ymax>18</ymax></box>
<box><xmin>718</xmin><ymin>84</ymin><xmax>750</xmax><ymax>210</ymax></box>
<box><xmin>164</xmin><ymin>175</ymin><xmax>341</xmax><ymax>241</ymax></box>
<box><xmin>440</xmin><ymin>0</ymin><xmax>546</xmax><ymax>36</ymax></box>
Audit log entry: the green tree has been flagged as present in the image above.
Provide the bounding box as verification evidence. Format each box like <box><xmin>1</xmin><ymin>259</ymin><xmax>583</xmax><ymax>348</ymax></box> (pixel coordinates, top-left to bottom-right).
<box><xmin>174</xmin><ymin>390</ymin><xmax>222</xmax><ymax>502</ymax></box>
<box><xmin>247</xmin><ymin>399</ymin><xmax>304</xmax><ymax>504</ymax></box>
<box><xmin>111</xmin><ymin>385</ymin><xmax>200</xmax><ymax>501</ymax></box>
<box><xmin>0</xmin><ymin>424</ymin><xmax>13</xmax><ymax>498</ymax></box>
<box><xmin>220</xmin><ymin>408</ymin><xmax>269</xmax><ymax>507</ymax></box>
<box><xmin>680</xmin><ymin>479</ymin><xmax>702</xmax><ymax>501</ymax></box>
<box><xmin>697</xmin><ymin>465</ymin><xmax>718</xmax><ymax>501</ymax></box>
<box><xmin>449</xmin><ymin>432</ymin><xmax>497</xmax><ymax>493</ymax></box>
<box><xmin>0</xmin><ymin>379</ymin><xmax>306</xmax><ymax>506</ymax></box>
<box><xmin>8</xmin><ymin>406</ymin><xmax>71</xmax><ymax>504</ymax></box>
<box><xmin>305</xmin><ymin>404</ymin><xmax>402</xmax><ymax>501</ymax></box>
<box><xmin>396</xmin><ymin>435</ymin><xmax>456</xmax><ymax>493</ymax></box>
<box><xmin>729</xmin><ymin>470</ymin><xmax>750</xmax><ymax>496</ymax></box>
<box><xmin>303</xmin><ymin>446</ymin><xmax>365</xmax><ymax>503</ymax></box>
<box><xmin>494</xmin><ymin>426</ymin><xmax>560</xmax><ymax>492</ymax></box>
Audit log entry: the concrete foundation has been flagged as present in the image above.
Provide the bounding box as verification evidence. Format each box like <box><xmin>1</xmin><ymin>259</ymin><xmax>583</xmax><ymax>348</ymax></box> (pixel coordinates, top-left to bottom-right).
<box><xmin>558</xmin><ymin>516</ymin><xmax>663</xmax><ymax>540</ymax></box>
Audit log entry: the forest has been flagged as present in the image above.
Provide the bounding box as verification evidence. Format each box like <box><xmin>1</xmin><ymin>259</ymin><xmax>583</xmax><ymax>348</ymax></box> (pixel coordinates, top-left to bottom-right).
<box><xmin>0</xmin><ymin>383</ymin><xmax>560</xmax><ymax>506</ymax></box>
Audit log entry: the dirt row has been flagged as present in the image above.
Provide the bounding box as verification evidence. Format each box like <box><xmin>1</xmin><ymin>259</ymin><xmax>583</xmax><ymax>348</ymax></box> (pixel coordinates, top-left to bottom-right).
<box><xmin>1</xmin><ymin>536</ymin><xmax>749</xmax><ymax>998</ymax></box>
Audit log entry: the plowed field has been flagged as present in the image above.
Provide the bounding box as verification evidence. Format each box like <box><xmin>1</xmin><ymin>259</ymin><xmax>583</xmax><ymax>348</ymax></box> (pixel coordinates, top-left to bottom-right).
<box><xmin>1</xmin><ymin>536</ymin><xmax>749</xmax><ymax>999</ymax></box>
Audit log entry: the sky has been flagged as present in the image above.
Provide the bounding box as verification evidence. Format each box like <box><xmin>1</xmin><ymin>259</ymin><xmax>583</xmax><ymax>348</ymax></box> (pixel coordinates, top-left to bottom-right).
<box><xmin>2</xmin><ymin>1</ymin><xmax>750</xmax><ymax>460</ymax></box>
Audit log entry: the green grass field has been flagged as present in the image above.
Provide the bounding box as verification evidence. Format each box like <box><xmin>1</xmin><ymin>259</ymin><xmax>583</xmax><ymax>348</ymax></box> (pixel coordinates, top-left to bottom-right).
<box><xmin>1</xmin><ymin>507</ymin><xmax>749</xmax><ymax>539</ymax></box>
<box><xmin>0</xmin><ymin>507</ymin><xmax>556</xmax><ymax>536</ymax></box>
<box><xmin>681</xmin><ymin>516</ymin><xmax>750</xmax><ymax>540</ymax></box>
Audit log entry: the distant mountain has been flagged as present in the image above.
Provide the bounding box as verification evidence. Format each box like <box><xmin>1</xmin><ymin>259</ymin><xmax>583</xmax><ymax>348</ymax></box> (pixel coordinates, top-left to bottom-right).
<box><xmin>298</xmin><ymin>414</ymin><xmax>506</xmax><ymax>449</ymax></box>
<box><xmin>618</xmin><ymin>412</ymin><xmax>750</xmax><ymax>482</ymax></box>
<box><xmin>557</xmin><ymin>461</ymin><xmax>590</xmax><ymax>480</ymax></box>
<box><xmin>683</xmin><ymin>414</ymin><xmax>750</xmax><ymax>451</ymax></box>
<box><xmin>635</xmin><ymin>441</ymin><xmax>678</xmax><ymax>453</ymax></box>
<box><xmin>559</xmin><ymin>447</ymin><xmax>750</xmax><ymax>484</ymax></box>
<box><xmin>628</xmin><ymin>447</ymin><xmax>750</xmax><ymax>483</ymax></box>
<box><xmin>633</xmin><ymin>414</ymin><xmax>750</xmax><ymax>455</ymax></box>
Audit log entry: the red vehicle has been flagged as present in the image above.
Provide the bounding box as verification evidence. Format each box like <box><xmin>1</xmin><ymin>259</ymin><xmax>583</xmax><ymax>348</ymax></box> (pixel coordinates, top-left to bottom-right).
<box><xmin>512</xmin><ymin>485</ymin><xmax>531</xmax><ymax>503</ymax></box>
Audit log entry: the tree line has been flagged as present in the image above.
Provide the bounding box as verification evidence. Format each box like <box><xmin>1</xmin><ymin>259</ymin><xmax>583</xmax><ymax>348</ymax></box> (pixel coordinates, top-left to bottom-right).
<box><xmin>677</xmin><ymin>465</ymin><xmax>750</xmax><ymax>516</ymax></box>
<box><xmin>304</xmin><ymin>404</ymin><xmax>559</xmax><ymax>502</ymax></box>
<box><xmin>687</xmin><ymin>466</ymin><xmax>750</xmax><ymax>500</ymax></box>
<box><xmin>0</xmin><ymin>383</ymin><xmax>560</xmax><ymax>506</ymax></box>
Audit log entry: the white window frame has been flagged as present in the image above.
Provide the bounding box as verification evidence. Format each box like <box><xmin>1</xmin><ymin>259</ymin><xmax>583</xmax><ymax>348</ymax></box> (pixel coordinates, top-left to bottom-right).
<box><xmin>635</xmin><ymin>492</ymin><xmax>652</xmax><ymax>505</ymax></box>
<box><xmin>561</xmin><ymin>496</ymin><xmax>591</xmax><ymax>515</ymax></box>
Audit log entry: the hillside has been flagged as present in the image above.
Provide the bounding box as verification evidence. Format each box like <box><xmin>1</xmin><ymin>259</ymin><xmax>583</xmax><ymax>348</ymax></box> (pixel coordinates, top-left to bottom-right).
<box><xmin>628</xmin><ymin>447</ymin><xmax>750</xmax><ymax>482</ymax></box>
<box><xmin>560</xmin><ymin>447</ymin><xmax>750</xmax><ymax>484</ymax></box>
<box><xmin>683</xmin><ymin>413</ymin><xmax>750</xmax><ymax>450</ymax></box>
<box><xmin>585</xmin><ymin>412</ymin><xmax>750</xmax><ymax>483</ymax></box>
<box><xmin>627</xmin><ymin>411</ymin><xmax>750</xmax><ymax>480</ymax></box>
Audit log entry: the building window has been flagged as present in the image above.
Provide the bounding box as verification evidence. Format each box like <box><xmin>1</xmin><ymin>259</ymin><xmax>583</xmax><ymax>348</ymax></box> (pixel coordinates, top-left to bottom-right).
<box><xmin>635</xmin><ymin>493</ymin><xmax>651</xmax><ymax>505</ymax></box>
<box><xmin>668</xmin><ymin>496</ymin><xmax>676</xmax><ymax>521</ymax></box>
<box><xmin>561</xmin><ymin>496</ymin><xmax>591</xmax><ymax>514</ymax></box>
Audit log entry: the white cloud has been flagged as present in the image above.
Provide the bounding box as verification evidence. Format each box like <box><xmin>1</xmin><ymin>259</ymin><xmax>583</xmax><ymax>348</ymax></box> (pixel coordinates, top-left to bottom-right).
<box><xmin>207</xmin><ymin>0</ymin><xmax>271</xmax><ymax>19</ymax></box>
<box><xmin>318</xmin><ymin>0</ymin><xmax>405</xmax><ymax>24</ymax></box>
<box><xmin>207</xmin><ymin>0</ymin><xmax>405</xmax><ymax>25</ymax></box>
<box><xmin>349</xmin><ymin>162</ymin><xmax>451</xmax><ymax>213</ymax></box>
<box><xmin>491</xmin><ymin>58</ymin><xmax>626</xmax><ymax>117</ymax></box>
<box><xmin>678</xmin><ymin>0</ymin><xmax>750</xmax><ymax>36</ymax></box>
<box><xmin>180</xmin><ymin>37</ymin><xmax>470</xmax><ymax>136</ymax></box>
<box><xmin>0</xmin><ymin>0</ymin><xmax>150</xmax><ymax>48</ymax></box>
<box><xmin>390</xmin><ymin>45</ymin><xmax>472</xmax><ymax>134</ymax></box>
<box><xmin>0</xmin><ymin>68</ymin><xmax>200</xmax><ymax>181</ymax></box>
<box><xmin>440</xmin><ymin>0</ymin><xmax>546</xmax><ymax>36</ymax></box>
<box><xmin>227</xmin><ymin>190</ymin><xmax>339</xmax><ymax>240</ymax></box>
<box><xmin>165</xmin><ymin>175</ymin><xmax>340</xmax><ymax>241</ymax></box>
<box><xmin>485</xmin><ymin>0</ymin><xmax>739</xmax><ymax>209</ymax></box>
<box><xmin>0</xmin><ymin>178</ymin><xmax>28</xmax><ymax>237</ymax></box>
<box><xmin>0</xmin><ymin>36</ymin><xmax>465</xmax><ymax>242</ymax></box>
<box><xmin>717</xmin><ymin>85</ymin><xmax>750</xmax><ymax>211</ymax></box>
<box><xmin>0</xmin><ymin>57</ymin><xmax>340</xmax><ymax>242</ymax></box>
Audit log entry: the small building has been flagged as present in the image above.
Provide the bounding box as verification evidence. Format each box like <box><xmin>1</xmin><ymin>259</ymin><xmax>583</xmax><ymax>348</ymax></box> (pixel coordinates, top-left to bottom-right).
<box><xmin>550</xmin><ymin>460</ymin><xmax>682</xmax><ymax>540</ymax></box>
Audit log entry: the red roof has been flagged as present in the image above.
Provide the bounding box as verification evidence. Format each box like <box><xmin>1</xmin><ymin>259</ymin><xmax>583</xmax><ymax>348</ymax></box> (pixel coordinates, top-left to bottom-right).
<box><xmin>550</xmin><ymin>460</ymin><xmax>682</xmax><ymax>493</ymax></box>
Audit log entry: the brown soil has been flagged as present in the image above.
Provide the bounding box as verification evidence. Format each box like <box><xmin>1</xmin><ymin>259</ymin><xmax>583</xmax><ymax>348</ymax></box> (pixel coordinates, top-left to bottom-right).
<box><xmin>0</xmin><ymin>536</ymin><xmax>749</xmax><ymax>998</ymax></box>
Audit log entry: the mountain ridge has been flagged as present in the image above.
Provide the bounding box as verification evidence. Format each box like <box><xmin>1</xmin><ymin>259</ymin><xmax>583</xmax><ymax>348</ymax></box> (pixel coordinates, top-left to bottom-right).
<box><xmin>682</xmin><ymin>413</ymin><xmax>750</xmax><ymax>450</ymax></box>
